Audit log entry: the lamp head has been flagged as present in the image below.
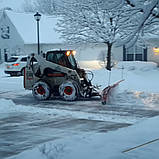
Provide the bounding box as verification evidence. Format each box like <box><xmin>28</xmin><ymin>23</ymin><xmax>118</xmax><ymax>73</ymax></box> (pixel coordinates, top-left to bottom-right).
<box><xmin>34</xmin><ymin>12</ymin><xmax>41</xmax><ymax>21</ymax></box>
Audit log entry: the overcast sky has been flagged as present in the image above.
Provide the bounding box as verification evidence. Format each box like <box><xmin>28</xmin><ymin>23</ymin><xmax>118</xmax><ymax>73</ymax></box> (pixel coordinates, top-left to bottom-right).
<box><xmin>0</xmin><ymin>0</ymin><xmax>26</xmax><ymax>10</ymax></box>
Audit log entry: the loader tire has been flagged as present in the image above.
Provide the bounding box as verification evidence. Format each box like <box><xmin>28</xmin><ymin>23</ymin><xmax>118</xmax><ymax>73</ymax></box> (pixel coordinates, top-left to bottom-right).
<box><xmin>59</xmin><ymin>81</ymin><xmax>78</xmax><ymax>101</ymax></box>
<box><xmin>32</xmin><ymin>81</ymin><xmax>51</xmax><ymax>100</ymax></box>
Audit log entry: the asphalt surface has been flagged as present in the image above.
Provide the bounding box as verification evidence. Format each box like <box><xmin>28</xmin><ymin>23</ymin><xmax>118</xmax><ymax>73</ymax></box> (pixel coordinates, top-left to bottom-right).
<box><xmin>1</xmin><ymin>91</ymin><xmax>159</xmax><ymax>158</ymax></box>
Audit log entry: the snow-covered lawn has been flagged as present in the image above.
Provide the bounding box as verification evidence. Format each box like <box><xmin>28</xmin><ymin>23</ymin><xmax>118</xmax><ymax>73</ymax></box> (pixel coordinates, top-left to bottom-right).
<box><xmin>1</xmin><ymin>61</ymin><xmax>159</xmax><ymax>159</ymax></box>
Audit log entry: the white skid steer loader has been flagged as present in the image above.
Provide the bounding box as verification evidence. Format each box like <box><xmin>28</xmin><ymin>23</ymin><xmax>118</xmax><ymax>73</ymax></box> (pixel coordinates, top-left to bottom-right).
<box><xmin>24</xmin><ymin>50</ymin><xmax>100</xmax><ymax>101</ymax></box>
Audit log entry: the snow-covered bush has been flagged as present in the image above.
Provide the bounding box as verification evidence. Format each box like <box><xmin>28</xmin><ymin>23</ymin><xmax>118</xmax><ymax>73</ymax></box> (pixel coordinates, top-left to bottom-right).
<box><xmin>116</xmin><ymin>61</ymin><xmax>158</xmax><ymax>71</ymax></box>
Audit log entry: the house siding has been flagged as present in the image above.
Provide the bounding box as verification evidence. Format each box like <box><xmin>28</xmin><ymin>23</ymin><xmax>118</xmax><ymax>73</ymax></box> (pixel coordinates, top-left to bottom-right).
<box><xmin>0</xmin><ymin>11</ymin><xmax>24</xmax><ymax>62</ymax></box>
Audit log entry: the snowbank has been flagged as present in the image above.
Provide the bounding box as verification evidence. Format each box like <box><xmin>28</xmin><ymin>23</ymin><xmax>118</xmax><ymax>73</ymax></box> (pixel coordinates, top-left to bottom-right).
<box><xmin>116</xmin><ymin>61</ymin><xmax>158</xmax><ymax>72</ymax></box>
<box><xmin>0</xmin><ymin>99</ymin><xmax>49</xmax><ymax>115</ymax></box>
<box><xmin>109</xmin><ymin>90</ymin><xmax>159</xmax><ymax>110</ymax></box>
<box><xmin>92</xmin><ymin>61</ymin><xmax>159</xmax><ymax>93</ymax></box>
<box><xmin>79</xmin><ymin>60</ymin><xmax>158</xmax><ymax>71</ymax></box>
<box><xmin>8</xmin><ymin>116</ymin><xmax>159</xmax><ymax>159</ymax></box>
<box><xmin>0</xmin><ymin>99</ymin><xmax>15</xmax><ymax>113</ymax></box>
<box><xmin>0</xmin><ymin>64</ymin><xmax>25</xmax><ymax>92</ymax></box>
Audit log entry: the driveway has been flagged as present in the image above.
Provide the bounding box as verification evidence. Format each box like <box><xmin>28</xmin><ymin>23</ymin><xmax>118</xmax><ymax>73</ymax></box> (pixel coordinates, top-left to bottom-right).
<box><xmin>0</xmin><ymin>91</ymin><xmax>159</xmax><ymax>158</ymax></box>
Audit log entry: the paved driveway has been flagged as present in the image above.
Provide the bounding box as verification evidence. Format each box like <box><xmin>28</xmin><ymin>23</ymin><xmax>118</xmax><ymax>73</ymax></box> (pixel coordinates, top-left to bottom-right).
<box><xmin>0</xmin><ymin>91</ymin><xmax>159</xmax><ymax>158</ymax></box>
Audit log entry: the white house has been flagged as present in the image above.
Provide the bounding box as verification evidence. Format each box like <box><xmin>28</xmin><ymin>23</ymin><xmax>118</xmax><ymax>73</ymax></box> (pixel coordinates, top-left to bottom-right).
<box><xmin>0</xmin><ymin>10</ymin><xmax>159</xmax><ymax>65</ymax></box>
<box><xmin>0</xmin><ymin>10</ymin><xmax>65</xmax><ymax>62</ymax></box>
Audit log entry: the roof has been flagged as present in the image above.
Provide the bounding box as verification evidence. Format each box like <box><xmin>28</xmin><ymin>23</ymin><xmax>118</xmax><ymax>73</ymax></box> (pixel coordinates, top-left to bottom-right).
<box><xmin>5</xmin><ymin>10</ymin><xmax>63</xmax><ymax>44</ymax></box>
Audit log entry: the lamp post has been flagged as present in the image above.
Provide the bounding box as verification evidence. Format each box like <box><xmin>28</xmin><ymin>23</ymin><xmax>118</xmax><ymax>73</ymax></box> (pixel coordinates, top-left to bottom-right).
<box><xmin>34</xmin><ymin>12</ymin><xmax>41</xmax><ymax>55</ymax></box>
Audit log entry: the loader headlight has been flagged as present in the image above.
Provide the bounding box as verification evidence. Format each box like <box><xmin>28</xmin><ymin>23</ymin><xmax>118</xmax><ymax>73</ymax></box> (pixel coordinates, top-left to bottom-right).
<box><xmin>72</xmin><ymin>50</ymin><xmax>76</xmax><ymax>56</ymax></box>
<box><xmin>66</xmin><ymin>51</ymin><xmax>71</xmax><ymax>56</ymax></box>
<box><xmin>66</xmin><ymin>50</ymin><xmax>76</xmax><ymax>56</ymax></box>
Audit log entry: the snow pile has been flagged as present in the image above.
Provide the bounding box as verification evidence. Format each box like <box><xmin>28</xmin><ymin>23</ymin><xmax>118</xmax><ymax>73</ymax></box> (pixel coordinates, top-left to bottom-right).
<box><xmin>92</xmin><ymin>61</ymin><xmax>159</xmax><ymax>93</ymax></box>
<box><xmin>116</xmin><ymin>61</ymin><xmax>158</xmax><ymax>72</ymax></box>
<box><xmin>109</xmin><ymin>90</ymin><xmax>159</xmax><ymax>110</ymax></box>
<box><xmin>0</xmin><ymin>99</ymin><xmax>46</xmax><ymax>115</ymax></box>
<box><xmin>0</xmin><ymin>99</ymin><xmax>15</xmax><ymax>113</ymax></box>
<box><xmin>8</xmin><ymin>116</ymin><xmax>159</xmax><ymax>159</ymax></box>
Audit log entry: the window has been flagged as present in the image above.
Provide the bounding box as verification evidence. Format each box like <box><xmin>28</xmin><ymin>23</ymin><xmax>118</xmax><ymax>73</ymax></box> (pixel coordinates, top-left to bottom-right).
<box><xmin>46</xmin><ymin>51</ymin><xmax>77</xmax><ymax>69</ymax></box>
<box><xmin>1</xmin><ymin>26</ymin><xmax>10</xmax><ymax>39</ymax></box>
<box><xmin>7</xmin><ymin>57</ymin><xmax>18</xmax><ymax>62</ymax></box>
<box><xmin>125</xmin><ymin>45</ymin><xmax>144</xmax><ymax>61</ymax></box>
<box><xmin>4</xmin><ymin>48</ymin><xmax>9</xmax><ymax>54</ymax></box>
<box><xmin>135</xmin><ymin>45</ymin><xmax>143</xmax><ymax>54</ymax></box>
<box><xmin>126</xmin><ymin>46</ymin><xmax>134</xmax><ymax>54</ymax></box>
<box><xmin>153</xmin><ymin>47</ymin><xmax>159</xmax><ymax>55</ymax></box>
<box><xmin>21</xmin><ymin>57</ymin><xmax>27</xmax><ymax>62</ymax></box>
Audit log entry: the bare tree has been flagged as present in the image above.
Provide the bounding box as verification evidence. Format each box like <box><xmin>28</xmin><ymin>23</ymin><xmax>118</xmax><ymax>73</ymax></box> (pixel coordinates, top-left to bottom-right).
<box><xmin>56</xmin><ymin>0</ymin><xmax>127</xmax><ymax>70</ymax></box>
<box><xmin>120</xmin><ymin>0</ymin><xmax>159</xmax><ymax>48</ymax></box>
<box><xmin>57</xmin><ymin>0</ymin><xmax>159</xmax><ymax>70</ymax></box>
<box><xmin>23</xmin><ymin>0</ymin><xmax>58</xmax><ymax>15</ymax></box>
<box><xmin>22</xmin><ymin>0</ymin><xmax>35</xmax><ymax>13</ymax></box>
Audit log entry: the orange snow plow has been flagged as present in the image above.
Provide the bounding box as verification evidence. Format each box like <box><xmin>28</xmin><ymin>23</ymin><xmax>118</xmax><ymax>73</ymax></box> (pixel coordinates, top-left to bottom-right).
<box><xmin>101</xmin><ymin>80</ymin><xmax>124</xmax><ymax>105</ymax></box>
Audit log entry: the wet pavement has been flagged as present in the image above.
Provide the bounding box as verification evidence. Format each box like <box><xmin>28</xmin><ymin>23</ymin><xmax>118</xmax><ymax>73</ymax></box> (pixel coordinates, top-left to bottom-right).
<box><xmin>0</xmin><ymin>111</ymin><xmax>131</xmax><ymax>158</ymax></box>
<box><xmin>1</xmin><ymin>91</ymin><xmax>159</xmax><ymax>158</ymax></box>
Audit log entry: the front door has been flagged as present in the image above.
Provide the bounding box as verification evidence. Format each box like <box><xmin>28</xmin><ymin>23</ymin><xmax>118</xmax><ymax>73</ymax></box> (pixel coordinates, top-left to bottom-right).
<box><xmin>4</xmin><ymin>48</ymin><xmax>9</xmax><ymax>62</ymax></box>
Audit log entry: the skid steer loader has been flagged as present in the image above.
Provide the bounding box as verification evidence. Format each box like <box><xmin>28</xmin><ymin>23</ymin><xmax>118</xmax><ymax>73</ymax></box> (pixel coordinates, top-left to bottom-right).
<box><xmin>24</xmin><ymin>50</ymin><xmax>100</xmax><ymax>101</ymax></box>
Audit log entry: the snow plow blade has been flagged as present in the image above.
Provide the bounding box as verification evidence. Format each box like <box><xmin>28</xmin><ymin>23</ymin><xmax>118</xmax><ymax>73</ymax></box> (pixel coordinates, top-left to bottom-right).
<box><xmin>101</xmin><ymin>80</ymin><xmax>124</xmax><ymax>105</ymax></box>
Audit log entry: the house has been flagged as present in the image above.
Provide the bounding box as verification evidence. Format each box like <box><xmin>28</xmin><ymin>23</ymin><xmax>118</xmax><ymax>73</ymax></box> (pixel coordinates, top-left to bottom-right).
<box><xmin>0</xmin><ymin>10</ymin><xmax>159</xmax><ymax>65</ymax></box>
<box><xmin>0</xmin><ymin>10</ymin><xmax>64</xmax><ymax>62</ymax></box>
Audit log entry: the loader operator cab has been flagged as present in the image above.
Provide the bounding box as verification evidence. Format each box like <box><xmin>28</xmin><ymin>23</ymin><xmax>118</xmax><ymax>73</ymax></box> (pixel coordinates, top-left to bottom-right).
<box><xmin>45</xmin><ymin>50</ymin><xmax>90</xmax><ymax>87</ymax></box>
<box><xmin>46</xmin><ymin>50</ymin><xmax>77</xmax><ymax>70</ymax></box>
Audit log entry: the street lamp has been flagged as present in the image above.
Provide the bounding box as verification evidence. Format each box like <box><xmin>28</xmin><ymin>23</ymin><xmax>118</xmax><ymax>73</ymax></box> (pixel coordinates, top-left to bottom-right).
<box><xmin>34</xmin><ymin>12</ymin><xmax>41</xmax><ymax>55</ymax></box>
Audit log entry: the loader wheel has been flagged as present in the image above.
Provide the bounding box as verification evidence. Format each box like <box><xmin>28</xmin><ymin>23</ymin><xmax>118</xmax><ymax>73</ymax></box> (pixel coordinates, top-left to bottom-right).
<box><xmin>32</xmin><ymin>81</ymin><xmax>51</xmax><ymax>100</ymax></box>
<box><xmin>59</xmin><ymin>81</ymin><xmax>78</xmax><ymax>101</ymax></box>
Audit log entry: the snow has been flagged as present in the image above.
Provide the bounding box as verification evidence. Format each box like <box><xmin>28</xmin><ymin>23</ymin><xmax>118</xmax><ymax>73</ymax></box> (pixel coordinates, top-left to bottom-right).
<box><xmin>0</xmin><ymin>63</ymin><xmax>24</xmax><ymax>92</ymax></box>
<box><xmin>92</xmin><ymin>61</ymin><xmax>159</xmax><ymax>93</ymax></box>
<box><xmin>6</xmin><ymin>115</ymin><xmax>159</xmax><ymax>159</ymax></box>
<box><xmin>5</xmin><ymin>10</ymin><xmax>62</xmax><ymax>44</ymax></box>
<box><xmin>1</xmin><ymin>61</ymin><xmax>159</xmax><ymax>159</ymax></box>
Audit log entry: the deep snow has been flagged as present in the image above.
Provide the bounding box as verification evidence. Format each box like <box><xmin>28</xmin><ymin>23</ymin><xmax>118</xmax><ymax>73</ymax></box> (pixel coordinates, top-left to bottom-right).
<box><xmin>1</xmin><ymin>61</ymin><xmax>159</xmax><ymax>159</ymax></box>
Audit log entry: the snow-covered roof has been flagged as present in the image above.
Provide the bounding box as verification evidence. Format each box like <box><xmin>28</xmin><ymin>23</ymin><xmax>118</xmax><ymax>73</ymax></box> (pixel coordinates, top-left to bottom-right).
<box><xmin>6</xmin><ymin>10</ymin><xmax>62</xmax><ymax>44</ymax></box>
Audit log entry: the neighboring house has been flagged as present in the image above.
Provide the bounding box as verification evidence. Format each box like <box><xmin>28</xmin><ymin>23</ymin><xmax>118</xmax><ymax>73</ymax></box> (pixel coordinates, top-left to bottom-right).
<box><xmin>0</xmin><ymin>10</ymin><xmax>64</xmax><ymax>63</ymax></box>
<box><xmin>0</xmin><ymin>10</ymin><xmax>159</xmax><ymax>65</ymax></box>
